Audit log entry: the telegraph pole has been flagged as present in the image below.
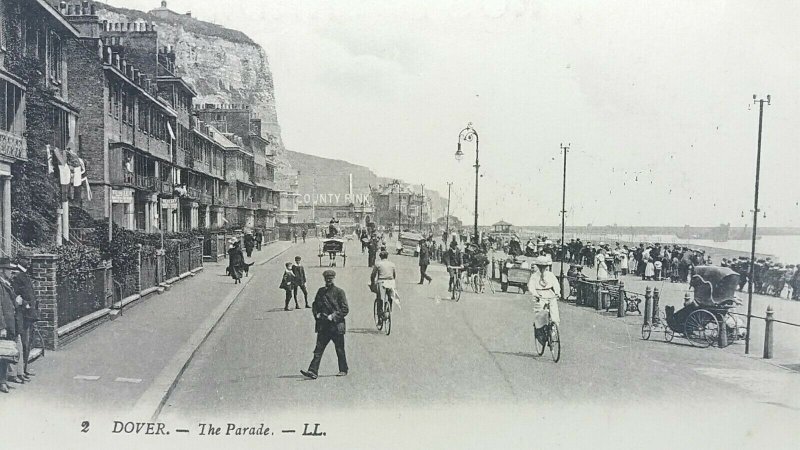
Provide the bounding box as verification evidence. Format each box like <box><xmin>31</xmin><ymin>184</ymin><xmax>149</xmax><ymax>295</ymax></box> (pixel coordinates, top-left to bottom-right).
<box><xmin>445</xmin><ymin>182</ymin><xmax>452</xmax><ymax>239</ymax></box>
<box><xmin>559</xmin><ymin>143</ymin><xmax>570</xmax><ymax>300</ymax></box>
<box><xmin>745</xmin><ymin>94</ymin><xmax>770</xmax><ymax>355</ymax></box>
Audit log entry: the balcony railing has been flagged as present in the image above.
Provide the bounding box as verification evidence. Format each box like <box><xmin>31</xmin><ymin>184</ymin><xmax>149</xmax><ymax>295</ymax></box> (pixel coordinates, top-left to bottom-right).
<box><xmin>238</xmin><ymin>199</ymin><xmax>258</xmax><ymax>210</ymax></box>
<box><xmin>198</xmin><ymin>192</ymin><xmax>212</xmax><ymax>205</ymax></box>
<box><xmin>109</xmin><ymin>149</ymin><xmax>157</xmax><ymax>191</ymax></box>
<box><xmin>186</xmin><ymin>186</ymin><xmax>199</xmax><ymax>200</ymax></box>
<box><xmin>160</xmin><ymin>180</ymin><xmax>173</xmax><ymax>196</ymax></box>
<box><xmin>134</xmin><ymin>174</ymin><xmax>157</xmax><ymax>191</ymax></box>
<box><xmin>0</xmin><ymin>130</ymin><xmax>27</xmax><ymax>160</ymax></box>
<box><xmin>212</xmin><ymin>196</ymin><xmax>225</xmax><ymax>206</ymax></box>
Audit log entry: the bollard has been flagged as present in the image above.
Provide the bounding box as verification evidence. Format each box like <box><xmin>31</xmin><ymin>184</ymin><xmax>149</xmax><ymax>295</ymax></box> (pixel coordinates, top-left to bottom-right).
<box><xmin>718</xmin><ymin>314</ymin><xmax>729</xmax><ymax>348</ymax></box>
<box><xmin>644</xmin><ymin>287</ymin><xmax>653</xmax><ymax>326</ymax></box>
<box><xmin>652</xmin><ymin>288</ymin><xmax>660</xmax><ymax>324</ymax></box>
<box><xmin>764</xmin><ymin>305</ymin><xmax>774</xmax><ymax>359</ymax></box>
<box><xmin>617</xmin><ymin>281</ymin><xmax>626</xmax><ymax>318</ymax></box>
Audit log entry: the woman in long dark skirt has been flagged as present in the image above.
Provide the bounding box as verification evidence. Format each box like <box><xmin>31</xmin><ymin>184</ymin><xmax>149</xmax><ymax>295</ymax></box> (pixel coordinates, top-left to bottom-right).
<box><xmin>228</xmin><ymin>241</ymin><xmax>245</xmax><ymax>283</ymax></box>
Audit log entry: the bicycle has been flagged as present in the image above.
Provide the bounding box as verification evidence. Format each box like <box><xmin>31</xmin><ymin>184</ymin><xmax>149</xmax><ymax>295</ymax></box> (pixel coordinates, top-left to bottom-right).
<box><xmin>448</xmin><ymin>266</ymin><xmax>464</xmax><ymax>301</ymax></box>
<box><xmin>533</xmin><ymin>302</ymin><xmax>561</xmax><ymax>363</ymax></box>
<box><xmin>373</xmin><ymin>282</ymin><xmax>393</xmax><ymax>336</ymax></box>
<box><xmin>471</xmin><ymin>266</ymin><xmax>495</xmax><ymax>294</ymax></box>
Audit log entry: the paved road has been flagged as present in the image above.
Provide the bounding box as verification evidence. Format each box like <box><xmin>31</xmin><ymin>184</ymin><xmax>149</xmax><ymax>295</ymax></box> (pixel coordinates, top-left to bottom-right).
<box><xmin>157</xmin><ymin>239</ymin><xmax>800</xmax><ymax>447</ymax></box>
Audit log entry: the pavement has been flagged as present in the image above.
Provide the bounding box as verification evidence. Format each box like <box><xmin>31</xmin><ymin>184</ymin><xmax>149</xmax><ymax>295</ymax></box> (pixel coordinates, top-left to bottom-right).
<box><xmin>0</xmin><ymin>241</ymin><xmax>292</xmax><ymax>421</ymax></box>
<box><xmin>553</xmin><ymin>260</ymin><xmax>800</xmax><ymax>368</ymax></box>
<box><xmin>2</xmin><ymin>238</ymin><xmax>798</xmax><ymax>449</ymax></box>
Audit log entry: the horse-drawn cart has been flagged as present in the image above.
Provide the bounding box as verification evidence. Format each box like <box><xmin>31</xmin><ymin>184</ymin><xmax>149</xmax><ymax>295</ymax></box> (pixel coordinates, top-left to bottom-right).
<box><xmin>319</xmin><ymin>238</ymin><xmax>347</xmax><ymax>267</ymax></box>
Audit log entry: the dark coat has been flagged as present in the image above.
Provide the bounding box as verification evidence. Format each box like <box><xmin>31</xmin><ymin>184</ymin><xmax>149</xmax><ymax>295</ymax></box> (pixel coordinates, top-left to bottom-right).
<box><xmin>445</xmin><ymin>249</ymin><xmax>463</xmax><ymax>267</ymax></box>
<box><xmin>11</xmin><ymin>272</ymin><xmax>38</xmax><ymax>322</ymax></box>
<box><xmin>279</xmin><ymin>270</ymin><xmax>296</xmax><ymax>290</ymax></box>
<box><xmin>418</xmin><ymin>244</ymin><xmax>430</xmax><ymax>266</ymax></box>
<box><xmin>312</xmin><ymin>285</ymin><xmax>349</xmax><ymax>335</ymax></box>
<box><xmin>291</xmin><ymin>264</ymin><xmax>307</xmax><ymax>285</ymax></box>
<box><xmin>0</xmin><ymin>279</ymin><xmax>17</xmax><ymax>337</ymax></box>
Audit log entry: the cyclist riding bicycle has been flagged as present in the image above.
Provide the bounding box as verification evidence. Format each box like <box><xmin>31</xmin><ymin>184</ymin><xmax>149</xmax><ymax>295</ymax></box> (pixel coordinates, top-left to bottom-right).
<box><xmin>467</xmin><ymin>244</ymin><xmax>489</xmax><ymax>278</ymax></box>
<box><xmin>444</xmin><ymin>241</ymin><xmax>464</xmax><ymax>292</ymax></box>
<box><xmin>528</xmin><ymin>254</ymin><xmax>561</xmax><ymax>344</ymax></box>
<box><xmin>370</xmin><ymin>250</ymin><xmax>397</xmax><ymax>324</ymax></box>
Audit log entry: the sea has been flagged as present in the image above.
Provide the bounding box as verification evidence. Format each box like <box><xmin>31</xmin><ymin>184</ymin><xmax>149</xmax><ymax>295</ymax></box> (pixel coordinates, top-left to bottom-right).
<box><xmin>523</xmin><ymin>232</ymin><xmax>800</xmax><ymax>264</ymax></box>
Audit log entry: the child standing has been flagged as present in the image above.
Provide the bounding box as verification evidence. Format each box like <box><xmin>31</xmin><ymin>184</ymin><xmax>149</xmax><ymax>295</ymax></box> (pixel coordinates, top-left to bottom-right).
<box><xmin>280</xmin><ymin>262</ymin><xmax>297</xmax><ymax>311</ymax></box>
<box><xmin>292</xmin><ymin>256</ymin><xmax>310</xmax><ymax>308</ymax></box>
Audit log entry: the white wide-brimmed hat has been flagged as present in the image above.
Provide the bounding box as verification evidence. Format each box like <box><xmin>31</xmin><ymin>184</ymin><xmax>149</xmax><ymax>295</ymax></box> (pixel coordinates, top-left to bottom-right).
<box><xmin>531</xmin><ymin>255</ymin><xmax>553</xmax><ymax>266</ymax></box>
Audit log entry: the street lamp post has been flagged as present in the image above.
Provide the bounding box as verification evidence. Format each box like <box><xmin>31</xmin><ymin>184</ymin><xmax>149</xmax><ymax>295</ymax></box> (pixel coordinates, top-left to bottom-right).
<box><xmin>392</xmin><ymin>180</ymin><xmax>402</xmax><ymax>237</ymax></box>
<box><xmin>559</xmin><ymin>143</ymin><xmax>570</xmax><ymax>300</ymax></box>
<box><xmin>456</xmin><ymin>123</ymin><xmax>479</xmax><ymax>243</ymax></box>
<box><xmin>745</xmin><ymin>94</ymin><xmax>770</xmax><ymax>355</ymax></box>
<box><xmin>445</xmin><ymin>182</ymin><xmax>452</xmax><ymax>240</ymax></box>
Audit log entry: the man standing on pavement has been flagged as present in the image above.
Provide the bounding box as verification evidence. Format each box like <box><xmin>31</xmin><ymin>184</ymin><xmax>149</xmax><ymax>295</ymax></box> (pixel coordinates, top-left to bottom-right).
<box><xmin>0</xmin><ymin>259</ymin><xmax>22</xmax><ymax>390</ymax></box>
<box><xmin>292</xmin><ymin>256</ymin><xmax>310</xmax><ymax>309</ymax></box>
<box><xmin>301</xmin><ymin>228</ymin><xmax>307</xmax><ymax>243</ymax></box>
<box><xmin>10</xmin><ymin>262</ymin><xmax>37</xmax><ymax>380</ymax></box>
<box><xmin>301</xmin><ymin>270</ymin><xmax>349</xmax><ymax>379</ymax></box>
<box><xmin>418</xmin><ymin>239</ymin><xmax>432</xmax><ymax>284</ymax></box>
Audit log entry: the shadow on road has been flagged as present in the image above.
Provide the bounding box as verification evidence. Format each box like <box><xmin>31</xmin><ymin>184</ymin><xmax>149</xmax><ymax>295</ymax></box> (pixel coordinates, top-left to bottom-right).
<box><xmin>490</xmin><ymin>350</ymin><xmax>542</xmax><ymax>359</ymax></box>
<box><xmin>349</xmin><ymin>328</ymin><xmax>383</xmax><ymax>335</ymax></box>
<box><xmin>277</xmin><ymin>374</ymin><xmax>338</xmax><ymax>380</ymax></box>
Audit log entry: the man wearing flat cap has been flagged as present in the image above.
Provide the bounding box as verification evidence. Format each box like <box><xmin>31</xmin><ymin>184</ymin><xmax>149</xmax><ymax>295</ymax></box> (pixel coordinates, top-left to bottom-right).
<box><xmin>301</xmin><ymin>270</ymin><xmax>349</xmax><ymax>379</ymax></box>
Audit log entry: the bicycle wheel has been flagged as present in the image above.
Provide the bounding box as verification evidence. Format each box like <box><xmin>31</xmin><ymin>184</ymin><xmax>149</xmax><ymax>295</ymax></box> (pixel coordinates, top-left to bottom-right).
<box><xmin>549</xmin><ymin>323</ymin><xmax>561</xmax><ymax>363</ymax></box>
<box><xmin>384</xmin><ymin>301</ymin><xmax>392</xmax><ymax>336</ymax></box>
<box><xmin>533</xmin><ymin>325</ymin><xmax>546</xmax><ymax>356</ymax></box>
<box><xmin>641</xmin><ymin>322</ymin><xmax>652</xmax><ymax>340</ymax></box>
<box><xmin>374</xmin><ymin>298</ymin><xmax>382</xmax><ymax>330</ymax></box>
<box><xmin>486</xmin><ymin>275</ymin><xmax>496</xmax><ymax>294</ymax></box>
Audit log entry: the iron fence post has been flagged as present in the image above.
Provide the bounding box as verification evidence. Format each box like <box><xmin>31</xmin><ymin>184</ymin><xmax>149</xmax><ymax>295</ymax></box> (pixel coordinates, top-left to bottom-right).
<box><xmin>764</xmin><ymin>305</ymin><xmax>774</xmax><ymax>359</ymax></box>
<box><xmin>617</xmin><ymin>281</ymin><xmax>626</xmax><ymax>318</ymax></box>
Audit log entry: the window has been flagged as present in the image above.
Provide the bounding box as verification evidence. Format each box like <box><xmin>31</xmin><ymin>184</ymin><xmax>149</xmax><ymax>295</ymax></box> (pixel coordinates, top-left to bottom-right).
<box><xmin>114</xmin><ymin>84</ymin><xmax>120</xmax><ymax>119</ymax></box>
<box><xmin>107</xmin><ymin>81</ymin><xmax>113</xmax><ymax>116</ymax></box>
<box><xmin>50</xmin><ymin>107</ymin><xmax>69</xmax><ymax>149</ymax></box>
<box><xmin>0</xmin><ymin>80</ymin><xmax>24</xmax><ymax>133</ymax></box>
<box><xmin>121</xmin><ymin>90</ymin><xmax>128</xmax><ymax>123</ymax></box>
<box><xmin>48</xmin><ymin>32</ymin><xmax>63</xmax><ymax>84</ymax></box>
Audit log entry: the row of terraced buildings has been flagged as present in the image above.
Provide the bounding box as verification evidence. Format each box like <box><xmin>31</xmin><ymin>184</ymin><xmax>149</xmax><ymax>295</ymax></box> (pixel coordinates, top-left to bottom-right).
<box><xmin>0</xmin><ymin>0</ymin><xmax>299</xmax><ymax>257</ymax></box>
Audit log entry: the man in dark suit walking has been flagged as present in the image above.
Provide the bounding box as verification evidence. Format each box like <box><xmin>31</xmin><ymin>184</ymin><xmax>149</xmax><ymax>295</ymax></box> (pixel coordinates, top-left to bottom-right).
<box><xmin>418</xmin><ymin>239</ymin><xmax>432</xmax><ymax>284</ymax></box>
<box><xmin>292</xmin><ymin>256</ymin><xmax>310</xmax><ymax>308</ymax></box>
<box><xmin>301</xmin><ymin>270</ymin><xmax>349</xmax><ymax>379</ymax></box>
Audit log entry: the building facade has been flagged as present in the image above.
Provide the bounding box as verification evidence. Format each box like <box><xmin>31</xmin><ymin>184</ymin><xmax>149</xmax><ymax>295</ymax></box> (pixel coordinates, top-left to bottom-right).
<box><xmin>1</xmin><ymin>0</ymin><xmax>81</xmax><ymax>252</ymax></box>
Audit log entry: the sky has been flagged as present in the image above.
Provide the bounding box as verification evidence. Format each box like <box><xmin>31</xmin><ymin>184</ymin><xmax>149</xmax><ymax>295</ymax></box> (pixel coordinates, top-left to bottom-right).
<box><xmin>107</xmin><ymin>0</ymin><xmax>800</xmax><ymax>227</ymax></box>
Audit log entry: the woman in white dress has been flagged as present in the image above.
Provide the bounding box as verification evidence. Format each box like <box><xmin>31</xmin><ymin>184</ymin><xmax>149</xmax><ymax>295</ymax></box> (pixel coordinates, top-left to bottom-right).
<box><xmin>644</xmin><ymin>256</ymin><xmax>655</xmax><ymax>280</ymax></box>
<box><xmin>595</xmin><ymin>249</ymin><xmax>609</xmax><ymax>280</ymax></box>
<box><xmin>628</xmin><ymin>250</ymin><xmax>637</xmax><ymax>274</ymax></box>
<box><xmin>528</xmin><ymin>255</ymin><xmax>561</xmax><ymax>331</ymax></box>
<box><xmin>619</xmin><ymin>249</ymin><xmax>629</xmax><ymax>276</ymax></box>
